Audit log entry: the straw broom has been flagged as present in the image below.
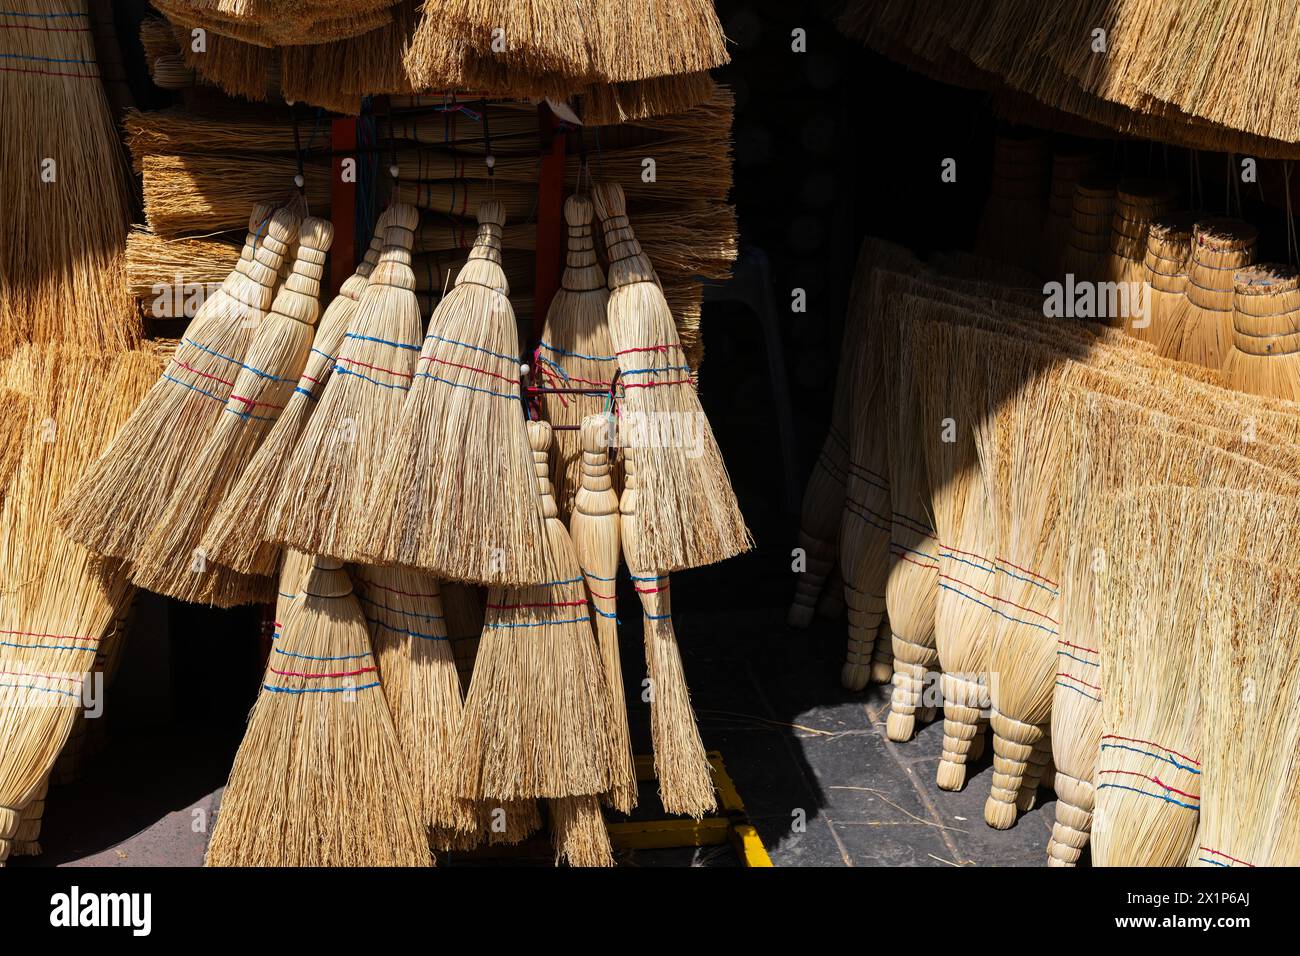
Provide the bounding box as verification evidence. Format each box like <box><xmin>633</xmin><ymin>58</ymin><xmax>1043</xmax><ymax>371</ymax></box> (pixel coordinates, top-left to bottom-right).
<box><xmin>1040</xmin><ymin>150</ymin><xmax>1097</xmax><ymax>278</ymax></box>
<box><xmin>205</xmin><ymin>555</ymin><xmax>430</xmax><ymax>867</ymax></box>
<box><xmin>621</xmin><ymin>447</ymin><xmax>716</xmax><ymax>819</ymax></box>
<box><xmin>452</xmin><ymin>420</ymin><xmax>615</xmax><ymax>866</ymax></box>
<box><xmin>1200</xmin><ymin>548</ymin><xmax>1300</xmax><ymax>867</ymax></box>
<box><xmin>1223</xmin><ymin>264</ymin><xmax>1300</xmax><ymax>401</ymax></box>
<box><xmin>58</xmin><ymin>202</ymin><xmax>299</xmax><ymax>564</ymax></box>
<box><xmin>131</xmin><ymin>217</ymin><xmax>335</xmax><ymax>606</ymax></box>
<box><xmin>200</xmin><ymin>212</ymin><xmax>393</xmax><ymax>578</ymax></box>
<box><xmin>11</xmin><ymin>776</ymin><xmax>47</xmax><ymax>858</ymax></box>
<box><xmin>1139</xmin><ymin>214</ymin><xmax>1194</xmax><ymax>353</ymax></box>
<box><xmin>1059</xmin><ymin>178</ymin><xmax>1116</xmax><ymax>284</ymax></box>
<box><xmin>592</xmin><ymin>181</ymin><xmax>751</xmax><ymax>572</ymax></box>
<box><xmin>974</xmin><ymin>133</ymin><xmax>1047</xmax><ymax>272</ymax></box>
<box><xmin>1171</xmin><ymin>218</ymin><xmax>1257</xmax><ymax>370</ymax></box>
<box><xmin>361</xmin><ymin>200</ymin><xmax>547</xmax><ymax>586</ymax></box>
<box><xmin>268</xmin><ymin>203</ymin><xmax>423</xmax><ymax>562</ymax></box>
<box><xmin>353</xmin><ymin>564</ymin><xmax>472</xmax><ymax>842</ymax></box>
<box><xmin>582</xmin><ymin>0</ymin><xmax>729</xmax><ymax>84</ymax></box>
<box><xmin>537</xmin><ymin>197</ymin><xmax>618</xmax><ymax>521</ymax></box>
<box><xmin>0</xmin><ymin>346</ymin><xmax>160</xmax><ymax>864</ymax></box>
<box><xmin>570</xmin><ymin>413</ymin><xmax>639</xmax><ymax>814</ymax></box>
<box><xmin>1104</xmin><ymin>179</ymin><xmax>1178</xmax><ymax>329</ymax></box>
<box><xmin>790</xmin><ymin>237</ymin><xmax>916</xmax><ymax>629</ymax></box>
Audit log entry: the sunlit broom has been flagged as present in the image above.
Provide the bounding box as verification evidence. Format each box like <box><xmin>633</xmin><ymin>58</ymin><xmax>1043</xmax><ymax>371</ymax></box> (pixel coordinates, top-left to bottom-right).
<box><xmin>268</xmin><ymin>203</ymin><xmax>423</xmax><ymax>561</ymax></box>
<box><xmin>361</xmin><ymin>200</ymin><xmax>546</xmax><ymax>586</ymax></box>
<box><xmin>132</xmin><ymin>216</ymin><xmax>335</xmax><ymax>606</ymax></box>
<box><xmin>592</xmin><ymin>181</ymin><xmax>751</xmax><ymax>572</ymax></box>
<box><xmin>1138</xmin><ymin>213</ymin><xmax>1194</xmax><ymax>353</ymax></box>
<box><xmin>1103</xmin><ymin>179</ymin><xmax>1177</xmax><ymax>329</ymax></box>
<box><xmin>538</xmin><ymin>196</ymin><xmax>617</xmax><ymax>521</ymax></box>
<box><xmin>453</xmin><ymin>420</ymin><xmax>615</xmax><ymax>867</ymax></box>
<box><xmin>0</xmin><ymin>346</ymin><xmax>160</xmax><ymax>863</ymax></box>
<box><xmin>1171</xmin><ymin>218</ymin><xmax>1257</xmax><ymax>369</ymax></box>
<box><xmin>1223</xmin><ymin>263</ymin><xmax>1300</xmax><ymax>401</ymax></box>
<box><xmin>570</xmin><ymin>414</ymin><xmax>638</xmax><ymax>814</ymax></box>
<box><xmin>205</xmin><ymin>555</ymin><xmax>430</xmax><ymax>866</ymax></box>
<box><xmin>58</xmin><ymin>202</ymin><xmax>300</xmax><ymax>564</ymax></box>
<box><xmin>200</xmin><ymin>212</ymin><xmax>394</xmax><ymax>577</ymax></box>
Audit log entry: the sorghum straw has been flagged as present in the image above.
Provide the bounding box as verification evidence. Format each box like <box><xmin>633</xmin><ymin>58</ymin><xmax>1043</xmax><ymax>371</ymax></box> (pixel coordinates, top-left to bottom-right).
<box><xmin>205</xmin><ymin>556</ymin><xmax>430</xmax><ymax>867</ymax></box>
<box><xmin>362</xmin><ymin>200</ymin><xmax>546</xmax><ymax>586</ymax></box>
<box><xmin>592</xmin><ymin>181</ymin><xmax>751</xmax><ymax>572</ymax></box>
<box><xmin>570</xmin><ymin>414</ymin><xmax>638</xmax><ymax>814</ymax></box>
<box><xmin>538</xmin><ymin>196</ymin><xmax>617</xmax><ymax>521</ymax></box>
<box><xmin>132</xmin><ymin>217</ymin><xmax>335</xmax><ymax>606</ymax></box>
<box><xmin>201</xmin><ymin>213</ymin><xmax>392</xmax><ymax>578</ymax></box>
<box><xmin>1060</xmin><ymin>178</ymin><xmax>1116</xmax><ymax>284</ymax></box>
<box><xmin>269</xmin><ymin>204</ymin><xmax>422</xmax><ymax>562</ymax></box>
<box><xmin>0</xmin><ymin>346</ymin><xmax>160</xmax><ymax>864</ymax></box>
<box><xmin>58</xmin><ymin>203</ymin><xmax>299</xmax><ymax>565</ymax></box>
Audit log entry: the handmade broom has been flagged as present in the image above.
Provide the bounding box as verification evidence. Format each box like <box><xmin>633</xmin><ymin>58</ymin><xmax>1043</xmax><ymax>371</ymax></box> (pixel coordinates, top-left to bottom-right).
<box><xmin>132</xmin><ymin>216</ymin><xmax>335</xmax><ymax>606</ymax></box>
<box><xmin>361</xmin><ymin>199</ymin><xmax>547</xmax><ymax>586</ymax></box>
<box><xmin>1040</xmin><ymin>149</ymin><xmax>1097</xmax><ymax>279</ymax></box>
<box><xmin>0</xmin><ymin>346</ymin><xmax>160</xmax><ymax>863</ymax></box>
<box><xmin>538</xmin><ymin>196</ymin><xmax>617</xmax><ymax>521</ymax></box>
<box><xmin>1171</xmin><ymin>218</ymin><xmax>1258</xmax><ymax>370</ymax></box>
<box><xmin>1223</xmin><ymin>264</ymin><xmax>1300</xmax><ymax>401</ymax></box>
<box><xmin>1140</xmin><ymin>214</ymin><xmax>1195</xmax><ymax>353</ymax></box>
<box><xmin>1060</xmin><ymin>177</ymin><xmax>1116</xmax><ymax>284</ymax></box>
<box><xmin>200</xmin><ymin>212</ymin><xmax>394</xmax><ymax>578</ymax></box>
<box><xmin>570</xmin><ymin>413</ymin><xmax>639</xmax><ymax>814</ymax></box>
<box><xmin>592</xmin><ymin>181</ymin><xmax>751</xmax><ymax>572</ymax></box>
<box><xmin>205</xmin><ymin>555</ymin><xmax>429</xmax><ymax>867</ymax></box>
<box><xmin>268</xmin><ymin>203</ymin><xmax>423</xmax><ymax>562</ymax></box>
<box><xmin>58</xmin><ymin>202</ymin><xmax>300</xmax><ymax>564</ymax></box>
<box><xmin>452</xmin><ymin>420</ymin><xmax>615</xmax><ymax>866</ymax></box>
<box><xmin>621</xmin><ymin>447</ymin><xmax>716</xmax><ymax>819</ymax></box>
<box><xmin>1104</xmin><ymin>179</ymin><xmax>1178</xmax><ymax>329</ymax></box>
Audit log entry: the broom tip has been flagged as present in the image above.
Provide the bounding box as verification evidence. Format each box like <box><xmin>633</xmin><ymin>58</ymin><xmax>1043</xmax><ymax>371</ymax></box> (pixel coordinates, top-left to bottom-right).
<box><xmin>528</xmin><ymin>418</ymin><xmax>554</xmax><ymax>453</ymax></box>
<box><xmin>579</xmin><ymin>414</ymin><xmax>611</xmax><ymax>454</ymax></box>
<box><xmin>563</xmin><ymin>195</ymin><xmax>593</xmax><ymax>227</ymax></box>
<box><xmin>591</xmin><ymin>182</ymin><xmax>627</xmax><ymax>221</ymax></box>
<box><xmin>248</xmin><ymin>200</ymin><xmax>277</xmax><ymax>232</ymax></box>
<box><xmin>385</xmin><ymin>202</ymin><xmax>420</xmax><ymax>234</ymax></box>
<box><xmin>299</xmin><ymin>216</ymin><xmax>336</xmax><ymax>253</ymax></box>
<box><xmin>476</xmin><ymin>200</ymin><xmax>507</xmax><ymax>228</ymax></box>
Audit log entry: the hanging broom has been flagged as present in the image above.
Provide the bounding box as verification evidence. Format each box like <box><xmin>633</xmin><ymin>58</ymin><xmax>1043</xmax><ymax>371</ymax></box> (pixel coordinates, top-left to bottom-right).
<box><xmin>1171</xmin><ymin>218</ymin><xmax>1257</xmax><ymax>370</ymax></box>
<box><xmin>200</xmin><ymin>211</ymin><xmax>394</xmax><ymax>578</ymax></box>
<box><xmin>570</xmin><ymin>413</ymin><xmax>639</xmax><ymax>814</ymax></box>
<box><xmin>1104</xmin><ymin>179</ymin><xmax>1178</xmax><ymax>329</ymax></box>
<box><xmin>1060</xmin><ymin>177</ymin><xmax>1117</xmax><ymax>284</ymax></box>
<box><xmin>538</xmin><ymin>196</ymin><xmax>617</xmax><ymax>521</ymax></box>
<box><xmin>1140</xmin><ymin>213</ymin><xmax>1195</xmax><ymax>353</ymax></box>
<box><xmin>453</xmin><ymin>420</ymin><xmax>615</xmax><ymax>866</ymax></box>
<box><xmin>0</xmin><ymin>346</ymin><xmax>160</xmax><ymax>864</ymax></box>
<box><xmin>131</xmin><ymin>216</ymin><xmax>335</xmax><ymax>606</ymax></box>
<box><xmin>11</xmin><ymin>776</ymin><xmax>47</xmax><ymax>858</ymax></box>
<box><xmin>353</xmin><ymin>564</ymin><xmax>472</xmax><ymax>844</ymax></box>
<box><xmin>361</xmin><ymin>199</ymin><xmax>547</xmax><ymax>586</ymax></box>
<box><xmin>58</xmin><ymin>202</ymin><xmax>300</xmax><ymax>564</ymax></box>
<box><xmin>205</xmin><ymin>554</ymin><xmax>429</xmax><ymax>866</ymax></box>
<box><xmin>1223</xmin><ymin>263</ymin><xmax>1300</xmax><ymax>401</ymax></box>
<box><xmin>592</xmin><ymin>181</ymin><xmax>751</xmax><ymax>572</ymax></box>
<box><xmin>1200</xmin><ymin>546</ymin><xmax>1300</xmax><ymax>867</ymax></box>
<box><xmin>621</xmin><ymin>447</ymin><xmax>715</xmax><ymax>818</ymax></box>
<box><xmin>268</xmin><ymin>203</ymin><xmax>423</xmax><ymax>562</ymax></box>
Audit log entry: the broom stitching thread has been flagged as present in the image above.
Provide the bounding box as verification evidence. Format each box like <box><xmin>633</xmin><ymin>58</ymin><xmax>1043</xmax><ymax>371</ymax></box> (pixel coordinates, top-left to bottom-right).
<box><xmin>1096</xmin><ymin>783</ymin><xmax>1198</xmax><ymax>811</ymax></box>
<box><xmin>1055</xmin><ymin>681</ymin><xmax>1101</xmax><ymax>702</ymax></box>
<box><xmin>273</xmin><ymin>647</ymin><xmax>370</xmax><ymax>662</ymax></box>
<box><xmin>414</xmin><ymin>370</ymin><xmax>517</xmax><ymax>400</ymax></box>
<box><xmin>1055</xmin><ymin>670</ymin><xmax>1100</xmax><ymax>691</ymax></box>
<box><xmin>937</xmin><ymin>583</ymin><xmax>1056</xmax><ymax>635</ymax></box>
<box><xmin>336</xmin><ymin>354</ymin><xmax>414</xmax><ymax>381</ymax></box>
<box><xmin>361</xmin><ymin>616</ymin><xmax>446</xmax><ymax>641</ymax></box>
<box><xmin>0</xmin><ymin>682</ymin><xmax>80</xmax><ymax>699</ymax></box>
<box><xmin>937</xmin><ymin>572</ymin><xmax>1058</xmax><ymax>623</ymax></box>
<box><xmin>1057</xmin><ymin>650</ymin><xmax>1100</xmax><ymax>668</ymax></box>
<box><xmin>0</xmin><ymin>669</ymin><xmax>84</xmax><ymax>685</ymax></box>
<box><xmin>267</xmin><ymin>665</ymin><xmax>378</xmax><ymax>679</ymax></box>
<box><xmin>1101</xmin><ymin>733</ymin><xmax>1200</xmax><ymax>765</ymax></box>
<box><xmin>1101</xmin><ymin>743</ymin><xmax>1200</xmax><ymax>774</ymax></box>
<box><xmin>844</xmin><ymin>501</ymin><xmax>889</xmax><ymax>534</ymax></box>
<box><xmin>485</xmin><ymin>615</ymin><xmax>591</xmax><ymax>629</ymax></box>
<box><xmin>1199</xmin><ymin>846</ymin><xmax>1254</xmax><ymax>867</ymax></box>
<box><xmin>262</xmin><ymin>681</ymin><xmax>382</xmax><ymax>694</ymax></box>
<box><xmin>538</xmin><ymin>341</ymin><xmax>615</xmax><ymax>362</ymax></box>
<box><xmin>1099</xmin><ymin>768</ymin><xmax>1197</xmax><ymax>800</ymax></box>
<box><xmin>419</xmin><ymin>354</ymin><xmax>517</xmax><ymax>385</ymax></box>
<box><xmin>356</xmin><ymin>592</ymin><xmax>445</xmax><ymax>620</ymax></box>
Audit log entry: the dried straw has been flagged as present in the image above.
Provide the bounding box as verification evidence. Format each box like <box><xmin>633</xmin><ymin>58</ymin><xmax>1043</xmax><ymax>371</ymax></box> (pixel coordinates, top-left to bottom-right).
<box><xmin>58</xmin><ymin>203</ymin><xmax>299</xmax><ymax>565</ymax></box>
<box><xmin>132</xmin><ymin>217</ymin><xmax>335</xmax><ymax>606</ymax></box>
<box><xmin>1223</xmin><ymin>263</ymin><xmax>1300</xmax><ymax>401</ymax></box>
<box><xmin>570</xmin><ymin>414</ymin><xmax>638</xmax><ymax>814</ymax></box>
<box><xmin>204</xmin><ymin>556</ymin><xmax>430</xmax><ymax>866</ymax></box>
<box><xmin>361</xmin><ymin>200</ymin><xmax>546</xmax><ymax>585</ymax></box>
<box><xmin>1170</xmin><ymin>218</ymin><xmax>1258</xmax><ymax>370</ymax></box>
<box><xmin>268</xmin><ymin>204</ymin><xmax>423</xmax><ymax>562</ymax></box>
<box><xmin>1139</xmin><ymin>214</ymin><xmax>1195</xmax><ymax>352</ymax></box>
<box><xmin>0</xmin><ymin>346</ymin><xmax>160</xmax><ymax>863</ymax></box>
<box><xmin>1060</xmin><ymin>177</ymin><xmax>1116</xmax><ymax>284</ymax></box>
<box><xmin>593</xmin><ymin>181</ymin><xmax>751</xmax><ymax>571</ymax></box>
<box><xmin>1103</xmin><ymin>179</ymin><xmax>1178</xmax><ymax>329</ymax></box>
<box><xmin>538</xmin><ymin>196</ymin><xmax>616</xmax><ymax>521</ymax></box>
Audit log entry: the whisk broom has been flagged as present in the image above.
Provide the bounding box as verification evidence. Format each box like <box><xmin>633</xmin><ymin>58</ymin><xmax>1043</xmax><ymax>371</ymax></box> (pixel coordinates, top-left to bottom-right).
<box><xmin>205</xmin><ymin>554</ymin><xmax>429</xmax><ymax>866</ymax></box>
<box><xmin>200</xmin><ymin>212</ymin><xmax>393</xmax><ymax>578</ymax></box>
<box><xmin>1140</xmin><ymin>214</ymin><xmax>1194</xmax><ymax>353</ymax></box>
<box><xmin>538</xmin><ymin>197</ymin><xmax>617</xmax><ymax>521</ymax></box>
<box><xmin>268</xmin><ymin>203</ymin><xmax>423</xmax><ymax>562</ymax></box>
<box><xmin>361</xmin><ymin>200</ymin><xmax>546</xmax><ymax>585</ymax></box>
<box><xmin>592</xmin><ymin>181</ymin><xmax>751</xmax><ymax>572</ymax></box>
<box><xmin>1223</xmin><ymin>264</ymin><xmax>1300</xmax><ymax>401</ymax></box>
<box><xmin>1104</xmin><ymin>179</ymin><xmax>1177</xmax><ymax>329</ymax></box>
<box><xmin>452</xmin><ymin>420</ymin><xmax>615</xmax><ymax>866</ymax></box>
<box><xmin>570</xmin><ymin>414</ymin><xmax>639</xmax><ymax>814</ymax></box>
<box><xmin>132</xmin><ymin>216</ymin><xmax>335</xmax><ymax>606</ymax></box>
<box><xmin>0</xmin><ymin>346</ymin><xmax>161</xmax><ymax>863</ymax></box>
<box><xmin>1171</xmin><ymin>218</ymin><xmax>1257</xmax><ymax>370</ymax></box>
<box><xmin>58</xmin><ymin>202</ymin><xmax>300</xmax><ymax>564</ymax></box>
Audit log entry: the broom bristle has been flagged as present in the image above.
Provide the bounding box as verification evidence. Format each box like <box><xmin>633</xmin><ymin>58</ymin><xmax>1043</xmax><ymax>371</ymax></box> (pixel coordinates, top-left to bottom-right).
<box><xmin>592</xmin><ymin>181</ymin><xmax>751</xmax><ymax>572</ymax></box>
<box><xmin>57</xmin><ymin>203</ymin><xmax>299</xmax><ymax>564</ymax></box>
<box><xmin>268</xmin><ymin>203</ymin><xmax>423</xmax><ymax>562</ymax></box>
<box><xmin>131</xmin><ymin>216</ymin><xmax>334</xmax><ymax>606</ymax></box>
<box><xmin>549</xmin><ymin>795</ymin><xmax>615</xmax><ymax>867</ymax></box>
<box><xmin>201</xmin><ymin>212</ymin><xmax>394</xmax><ymax>577</ymax></box>
<box><xmin>1172</xmin><ymin>217</ymin><xmax>1257</xmax><ymax>370</ymax></box>
<box><xmin>361</xmin><ymin>199</ymin><xmax>547</xmax><ymax>586</ymax></box>
<box><xmin>1140</xmin><ymin>213</ymin><xmax>1195</xmax><ymax>352</ymax></box>
<box><xmin>1223</xmin><ymin>263</ymin><xmax>1300</xmax><ymax>401</ymax></box>
<box><xmin>204</xmin><ymin>556</ymin><xmax>430</xmax><ymax>867</ymax></box>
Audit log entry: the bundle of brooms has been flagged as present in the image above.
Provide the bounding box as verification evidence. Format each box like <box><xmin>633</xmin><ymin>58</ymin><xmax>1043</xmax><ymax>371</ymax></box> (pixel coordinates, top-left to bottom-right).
<box><xmin>0</xmin><ymin>345</ymin><xmax>162</xmax><ymax>864</ymax></box>
<box><xmin>1223</xmin><ymin>263</ymin><xmax>1300</xmax><ymax>401</ymax></box>
<box><xmin>1103</xmin><ymin>179</ymin><xmax>1178</xmax><ymax>328</ymax></box>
